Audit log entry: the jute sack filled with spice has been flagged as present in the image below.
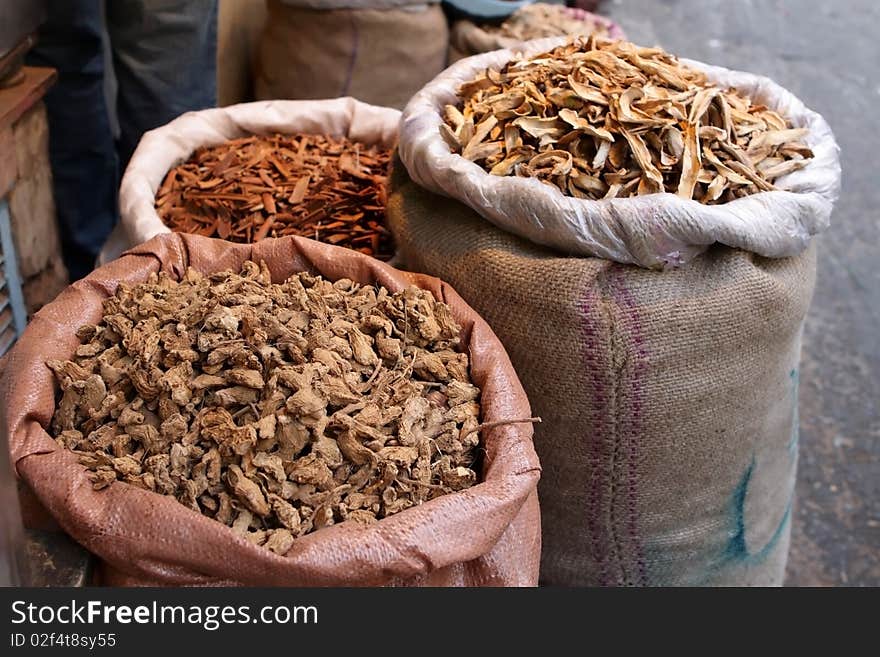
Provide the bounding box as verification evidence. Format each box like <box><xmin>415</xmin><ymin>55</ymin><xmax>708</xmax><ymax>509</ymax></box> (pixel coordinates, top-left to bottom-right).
<box><xmin>253</xmin><ymin>0</ymin><xmax>448</xmax><ymax>111</ymax></box>
<box><xmin>1</xmin><ymin>233</ymin><xmax>541</xmax><ymax>586</ymax></box>
<box><xmin>449</xmin><ymin>4</ymin><xmax>625</xmax><ymax>63</ymax></box>
<box><xmin>102</xmin><ymin>97</ymin><xmax>399</xmax><ymax>264</ymax></box>
<box><xmin>390</xmin><ymin>38</ymin><xmax>840</xmax><ymax>585</ymax></box>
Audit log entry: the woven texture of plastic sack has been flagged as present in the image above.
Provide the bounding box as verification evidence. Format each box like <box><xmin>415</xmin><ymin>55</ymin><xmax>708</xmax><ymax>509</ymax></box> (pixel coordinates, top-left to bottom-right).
<box><xmin>104</xmin><ymin>98</ymin><xmax>400</xmax><ymax>265</ymax></box>
<box><xmin>399</xmin><ymin>37</ymin><xmax>841</xmax><ymax>268</ymax></box>
<box><xmin>1</xmin><ymin>233</ymin><xmax>541</xmax><ymax>586</ymax></box>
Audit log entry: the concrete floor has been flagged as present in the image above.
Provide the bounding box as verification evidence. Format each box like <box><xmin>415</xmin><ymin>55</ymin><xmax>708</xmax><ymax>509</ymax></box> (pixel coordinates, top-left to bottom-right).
<box><xmin>604</xmin><ymin>0</ymin><xmax>879</xmax><ymax>585</ymax></box>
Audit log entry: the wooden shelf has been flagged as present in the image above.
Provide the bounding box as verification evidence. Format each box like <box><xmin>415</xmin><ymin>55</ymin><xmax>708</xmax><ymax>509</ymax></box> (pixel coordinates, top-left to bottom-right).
<box><xmin>0</xmin><ymin>65</ymin><xmax>55</xmax><ymax>132</ymax></box>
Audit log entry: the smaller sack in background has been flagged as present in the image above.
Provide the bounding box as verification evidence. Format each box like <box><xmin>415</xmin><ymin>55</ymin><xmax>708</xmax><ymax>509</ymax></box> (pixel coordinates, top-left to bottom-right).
<box><xmin>254</xmin><ymin>0</ymin><xmax>448</xmax><ymax>110</ymax></box>
<box><xmin>448</xmin><ymin>3</ymin><xmax>625</xmax><ymax>63</ymax></box>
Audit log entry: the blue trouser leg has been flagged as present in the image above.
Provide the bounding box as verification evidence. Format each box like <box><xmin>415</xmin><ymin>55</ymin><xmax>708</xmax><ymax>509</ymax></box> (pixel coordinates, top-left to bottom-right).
<box><xmin>26</xmin><ymin>0</ymin><xmax>119</xmax><ymax>281</ymax></box>
<box><xmin>106</xmin><ymin>0</ymin><xmax>218</xmax><ymax>170</ymax></box>
<box><xmin>26</xmin><ymin>0</ymin><xmax>217</xmax><ymax>279</ymax></box>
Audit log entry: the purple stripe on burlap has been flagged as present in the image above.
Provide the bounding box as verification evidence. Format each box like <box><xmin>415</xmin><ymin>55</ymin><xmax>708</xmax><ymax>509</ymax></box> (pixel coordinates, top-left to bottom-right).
<box><xmin>577</xmin><ymin>287</ymin><xmax>611</xmax><ymax>586</ymax></box>
<box><xmin>579</xmin><ymin>268</ymin><xmax>648</xmax><ymax>586</ymax></box>
<box><xmin>607</xmin><ymin>266</ymin><xmax>648</xmax><ymax>586</ymax></box>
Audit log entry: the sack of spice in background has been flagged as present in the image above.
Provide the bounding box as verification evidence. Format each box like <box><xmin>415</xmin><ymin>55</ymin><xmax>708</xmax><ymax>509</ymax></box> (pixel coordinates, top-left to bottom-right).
<box><xmin>390</xmin><ymin>37</ymin><xmax>840</xmax><ymax>585</ymax></box>
<box><xmin>101</xmin><ymin>97</ymin><xmax>399</xmax><ymax>265</ymax></box>
<box><xmin>254</xmin><ymin>0</ymin><xmax>448</xmax><ymax>110</ymax></box>
<box><xmin>449</xmin><ymin>3</ymin><xmax>625</xmax><ymax>63</ymax></box>
<box><xmin>0</xmin><ymin>233</ymin><xmax>541</xmax><ymax>586</ymax></box>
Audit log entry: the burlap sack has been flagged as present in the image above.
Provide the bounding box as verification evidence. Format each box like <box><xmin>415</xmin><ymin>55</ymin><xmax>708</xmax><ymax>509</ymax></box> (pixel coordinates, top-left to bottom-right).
<box><xmin>390</xmin><ymin>39</ymin><xmax>840</xmax><ymax>586</ymax></box>
<box><xmin>448</xmin><ymin>7</ymin><xmax>625</xmax><ymax>63</ymax></box>
<box><xmin>389</xmin><ymin>162</ymin><xmax>815</xmax><ymax>586</ymax></box>
<box><xmin>100</xmin><ymin>97</ymin><xmax>400</xmax><ymax>265</ymax></box>
<box><xmin>216</xmin><ymin>0</ymin><xmax>269</xmax><ymax>106</ymax></box>
<box><xmin>1</xmin><ymin>233</ymin><xmax>541</xmax><ymax>586</ymax></box>
<box><xmin>254</xmin><ymin>0</ymin><xmax>448</xmax><ymax>110</ymax></box>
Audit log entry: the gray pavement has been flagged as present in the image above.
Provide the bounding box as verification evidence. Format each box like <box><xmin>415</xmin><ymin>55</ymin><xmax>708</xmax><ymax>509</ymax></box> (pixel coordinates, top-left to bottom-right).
<box><xmin>603</xmin><ymin>0</ymin><xmax>879</xmax><ymax>585</ymax></box>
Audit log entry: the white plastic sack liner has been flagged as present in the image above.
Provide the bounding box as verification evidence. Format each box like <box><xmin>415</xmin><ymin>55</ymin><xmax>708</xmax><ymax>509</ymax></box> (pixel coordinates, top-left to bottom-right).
<box><xmin>109</xmin><ymin>98</ymin><xmax>400</xmax><ymax>262</ymax></box>
<box><xmin>399</xmin><ymin>37</ymin><xmax>841</xmax><ymax>267</ymax></box>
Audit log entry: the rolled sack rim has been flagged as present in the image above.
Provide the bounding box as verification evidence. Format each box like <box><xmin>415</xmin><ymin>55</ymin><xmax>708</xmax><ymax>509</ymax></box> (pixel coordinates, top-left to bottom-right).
<box><xmin>119</xmin><ymin>97</ymin><xmax>402</xmax><ymax>250</ymax></box>
<box><xmin>399</xmin><ymin>36</ymin><xmax>842</xmax><ymax>268</ymax></box>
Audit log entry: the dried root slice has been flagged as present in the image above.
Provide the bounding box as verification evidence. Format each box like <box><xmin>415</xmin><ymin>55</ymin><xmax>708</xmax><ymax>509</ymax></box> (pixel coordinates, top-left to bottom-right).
<box><xmin>444</xmin><ymin>37</ymin><xmax>813</xmax><ymax>205</ymax></box>
<box><xmin>48</xmin><ymin>262</ymin><xmax>484</xmax><ymax>554</ymax></box>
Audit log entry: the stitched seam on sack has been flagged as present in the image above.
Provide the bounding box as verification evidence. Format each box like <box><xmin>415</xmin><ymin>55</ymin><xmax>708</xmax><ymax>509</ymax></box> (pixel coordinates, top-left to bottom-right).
<box><xmin>607</xmin><ymin>266</ymin><xmax>647</xmax><ymax>586</ymax></box>
<box><xmin>598</xmin><ymin>271</ymin><xmax>626</xmax><ymax>586</ymax></box>
<box><xmin>579</xmin><ymin>287</ymin><xmax>608</xmax><ymax>584</ymax></box>
<box><xmin>582</xmin><ymin>266</ymin><xmax>626</xmax><ymax>586</ymax></box>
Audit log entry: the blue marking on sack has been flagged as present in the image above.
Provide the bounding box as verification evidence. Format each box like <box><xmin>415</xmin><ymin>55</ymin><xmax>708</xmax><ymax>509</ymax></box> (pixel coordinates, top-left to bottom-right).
<box><xmin>788</xmin><ymin>369</ymin><xmax>800</xmax><ymax>456</ymax></box>
<box><xmin>721</xmin><ymin>457</ymin><xmax>791</xmax><ymax>565</ymax></box>
<box><xmin>686</xmin><ymin>456</ymin><xmax>792</xmax><ymax>585</ymax></box>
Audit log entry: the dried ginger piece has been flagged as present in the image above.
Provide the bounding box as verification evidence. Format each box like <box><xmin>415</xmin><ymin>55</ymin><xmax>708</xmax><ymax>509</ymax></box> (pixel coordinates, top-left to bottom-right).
<box><xmin>444</xmin><ymin>36</ymin><xmax>814</xmax><ymax>204</ymax></box>
<box><xmin>47</xmin><ymin>262</ymin><xmax>482</xmax><ymax>554</ymax></box>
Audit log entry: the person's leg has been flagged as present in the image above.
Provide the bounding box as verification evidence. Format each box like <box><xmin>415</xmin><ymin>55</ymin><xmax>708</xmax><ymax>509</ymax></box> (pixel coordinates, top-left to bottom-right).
<box><xmin>106</xmin><ymin>0</ymin><xmax>218</xmax><ymax>171</ymax></box>
<box><xmin>26</xmin><ymin>0</ymin><xmax>118</xmax><ymax>280</ymax></box>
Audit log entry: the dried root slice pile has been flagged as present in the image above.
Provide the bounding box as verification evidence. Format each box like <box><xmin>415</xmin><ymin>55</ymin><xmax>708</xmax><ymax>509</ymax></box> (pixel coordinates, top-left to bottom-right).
<box><xmin>443</xmin><ymin>37</ymin><xmax>814</xmax><ymax>204</ymax></box>
<box><xmin>48</xmin><ymin>263</ymin><xmax>481</xmax><ymax>554</ymax></box>
<box><xmin>155</xmin><ymin>134</ymin><xmax>394</xmax><ymax>260</ymax></box>
<box><xmin>484</xmin><ymin>3</ymin><xmax>612</xmax><ymax>41</ymax></box>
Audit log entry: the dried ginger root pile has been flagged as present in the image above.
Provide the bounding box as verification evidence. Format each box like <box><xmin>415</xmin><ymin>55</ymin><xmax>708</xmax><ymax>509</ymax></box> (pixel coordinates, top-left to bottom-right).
<box><xmin>48</xmin><ymin>263</ymin><xmax>481</xmax><ymax>555</ymax></box>
<box><xmin>443</xmin><ymin>37</ymin><xmax>814</xmax><ymax>204</ymax></box>
<box><xmin>155</xmin><ymin>134</ymin><xmax>394</xmax><ymax>260</ymax></box>
<box><xmin>485</xmin><ymin>3</ymin><xmax>612</xmax><ymax>41</ymax></box>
